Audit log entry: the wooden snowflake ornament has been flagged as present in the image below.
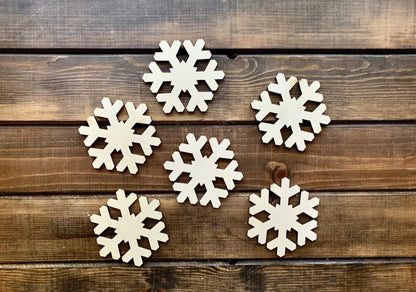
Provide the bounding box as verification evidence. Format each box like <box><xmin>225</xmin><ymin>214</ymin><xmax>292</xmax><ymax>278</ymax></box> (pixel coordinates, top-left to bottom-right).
<box><xmin>164</xmin><ymin>133</ymin><xmax>243</xmax><ymax>208</ymax></box>
<box><xmin>79</xmin><ymin>97</ymin><xmax>161</xmax><ymax>174</ymax></box>
<box><xmin>90</xmin><ymin>189</ymin><xmax>169</xmax><ymax>267</ymax></box>
<box><xmin>247</xmin><ymin>178</ymin><xmax>319</xmax><ymax>257</ymax></box>
<box><xmin>251</xmin><ymin>73</ymin><xmax>330</xmax><ymax>151</ymax></box>
<box><xmin>143</xmin><ymin>39</ymin><xmax>225</xmax><ymax>113</ymax></box>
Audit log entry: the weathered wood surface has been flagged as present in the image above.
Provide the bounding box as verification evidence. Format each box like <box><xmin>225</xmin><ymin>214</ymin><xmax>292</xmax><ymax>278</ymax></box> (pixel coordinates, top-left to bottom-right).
<box><xmin>0</xmin><ymin>193</ymin><xmax>415</xmax><ymax>263</ymax></box>
<box><xmin>1</xmin><ymin>261</ymin><xmax>415</xmax><ymax>292</ymax></box>
<box><xmin>0</xmin><ymin>0</ymin><xmax>414</xmax><ymax>49</ymax></box>
<box><xmin>0</xmin><ymin>125</ymin><xmax>414</xmax><ymax>193</ymax></box>
<box><xmin>0</xmin><ymin>55</ymin><xmax>415</xmax><ymax>122</ymax></box>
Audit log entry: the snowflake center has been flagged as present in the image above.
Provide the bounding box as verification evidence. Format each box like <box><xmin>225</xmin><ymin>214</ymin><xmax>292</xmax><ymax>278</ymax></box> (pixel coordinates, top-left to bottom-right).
<box><xmin>269</xmin><ymin>204</ymin><xmax>299</xmax><ymax>232</ymax></box>
<box><xmin>190</xmin><ymin>156</ymin><xmax>218</xmax><ymax>185</ymax></box>
<box><xmin>276</xmin><ymin>98</ymin><xmax>305</xmax><ymax>127</ymax></box>
<box><xmin>169</xmin><ymin>61</ymin><xmax>198</xmax><ymax>91</ymax></box>
<box><xmin>115</xmin><ymin>214</ymin><xmax>144</xmax><ymax>242</ymax></box>
<box><xmin>105</xmin><ymin>121</ymin><xmax>135</xmax><ymax>151</ymax></box>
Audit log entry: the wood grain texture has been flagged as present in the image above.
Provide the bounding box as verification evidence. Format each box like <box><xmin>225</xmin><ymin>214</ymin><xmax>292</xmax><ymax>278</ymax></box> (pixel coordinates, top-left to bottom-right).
<box><xmin>0</xmin><ymin>0</ymin><xmax>414</xmax><ymax>49</ymax></box>
<box><xmin>0</xmin><ymin>193</ymin><xmax>415</xmax><ymax>263</ymax></box>
<box><xmin>0</xmin><ymin>125</ymin><xmax>415</xmax><ymax>193</ymax></box>
<box><xmin>1</xmin><ymin>261</ymin><xmax>415</xmax><ymax>292</ymax></box>
<box><xmin>0</xmin><ymin>55</ymin><xmax>415</xmax><ymax>122</ymax></box>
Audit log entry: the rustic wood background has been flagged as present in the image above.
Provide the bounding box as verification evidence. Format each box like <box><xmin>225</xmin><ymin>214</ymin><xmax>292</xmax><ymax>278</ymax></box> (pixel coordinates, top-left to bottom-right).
<box><xmin>0</xmin><ymin>0</ymin><xmax>415</xmax><ymax>291</ymax></box>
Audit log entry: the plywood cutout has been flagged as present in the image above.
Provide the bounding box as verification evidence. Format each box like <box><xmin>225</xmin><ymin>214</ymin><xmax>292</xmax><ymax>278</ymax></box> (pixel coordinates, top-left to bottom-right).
<box><xmin>164</xmin><ymin>133</ymin><xmax>243</xmax><ymax>208</ymax></box>
<box><xmin>143</xmin><ymin>39</ymin><xmax>225</xmax><ymax>113</ymax></box>
<box><xmin>251</xmin><ymin>73</ymin><xmax>330</xmax><ymax>151</ymax></box>
<box><xmin>90</xmin><ymin>189</ymin><xmax>169</xmax><ymax>267</ymax></box>
<box><xmin>248</xmin><ymin>178</ymin><xmax>319</xmax><ymax>257</ymax></box>
<box><xmin>79</xmin><ymin>97</ymin><xmax>161</xmax><ymax>174</ymax></box>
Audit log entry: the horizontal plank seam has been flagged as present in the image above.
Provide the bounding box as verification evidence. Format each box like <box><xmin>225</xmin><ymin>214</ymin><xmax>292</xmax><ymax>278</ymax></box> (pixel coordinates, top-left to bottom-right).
<box><xmin>0</xmin><ymin>121</ymin><xmax>415</xmax><ymax>127</ymax></box>
<box><xmin>0</xmin><ymin>191</ymin><xmax>415</xmax><ymax>200</ymax></box>
<box><xmin>0</xmin><ymin>191</ymin><xmax>415</xmax><ymax>198</ymax></box>
<box><xmin>0</xmin><ymin>49</ymin><xmax>415</xmax><ymax>55</ymax></box>
<box><xmin>1</xmin><ymin>258</ymin><xmax>416</xmax><ymax>269</ymax></box>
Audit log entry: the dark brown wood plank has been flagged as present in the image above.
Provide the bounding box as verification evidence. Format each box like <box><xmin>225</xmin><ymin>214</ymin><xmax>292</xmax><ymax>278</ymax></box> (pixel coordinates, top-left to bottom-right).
<box><xmin>0</xmin><ymin>0</ymin><xmax>414</xmax><ymax>49</ymax></box>
<box><xmin>0</xmin><ymin>193</ymin><xmax>415</xmax><ymax>263</ymax></box>
<box><xmin>0</xmin><ymin>55</ymin><xmax>415</xmax><ymax>122</ymax></box>
<box><xmin>0</xmin><ymin>125</ymin><xmax>415</xmax><ymax>193</ymax></box>
<box><xmin>1</xmin><ymin>261</ymin><xmax>415</xmax><ymax>292</ymax></box>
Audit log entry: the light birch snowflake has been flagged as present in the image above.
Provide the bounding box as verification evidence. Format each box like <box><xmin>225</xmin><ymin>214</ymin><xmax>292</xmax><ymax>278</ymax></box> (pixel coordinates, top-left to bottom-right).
<box><xmin>143</xmin><ymin>39</ymin><xmax>225</xmax><ymax>113</ymax></box>
<box><xmin>247</xmin><ymin>178</ymin><xmax>319</xmax><ymax>257</ymax></box>
<box><xmin>164</xmin><ymin>133</ymin><xmax>243</xmax><ymax>208</ymax></box>
<box><xmin>90</xmin><ymin>189</ymin><xmax>169</xmax><ymax>267</ymax></box>
<box><xmin>78</xmin><ymin>97</ymin><xmax>161</xmax><ymax>174</ymax></box>
<box><xmin>251</xmin><ymin>73</ymin><xmax>330</xmax><ymax>151</ymax></box>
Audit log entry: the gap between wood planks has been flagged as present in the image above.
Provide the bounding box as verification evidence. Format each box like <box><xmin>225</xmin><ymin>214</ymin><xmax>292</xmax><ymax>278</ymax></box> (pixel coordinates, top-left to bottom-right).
<box><xmin>1</xmin><ymin>257</ymin><xmax>416</xmax><ymax>269</ymax></box>
<box><xmin>0</xmin><ymin>48</ymin><xmax>415</xmax><ymax>55</ymax></box>
<box><xmin>0</xmin><ymin>191</ymin><xmax>415</xmax><ymax>199</ymax></box>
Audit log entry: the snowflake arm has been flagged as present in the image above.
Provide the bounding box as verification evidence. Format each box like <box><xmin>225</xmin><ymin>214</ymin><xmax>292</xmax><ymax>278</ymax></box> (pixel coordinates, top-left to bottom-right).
<box><xmin>251</xmin><ymin>91</ymin><xmax>279</xmax><ymax>121</ymax></box>
<box><xmin>267</xmin><ymin>73</ymin><xmax>297</xmax><ymax>102</ymax></box>
<box><xmin>155</xmin><ymin>40</ymin><xmax>181</xmax><ymax>66</ymax></box>
<box><xmin>172</xmin><ymin>179</ymin><xmax>199</xmax><ymax>205</ymax></box>
<box><xmin>179</xmin><ymin>133</ymin><xmax>206</xmax><ymax>160</ymax></box>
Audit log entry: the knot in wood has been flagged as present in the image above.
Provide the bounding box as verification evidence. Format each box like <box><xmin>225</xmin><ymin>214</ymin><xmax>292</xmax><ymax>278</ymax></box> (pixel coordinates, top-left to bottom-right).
<box><xmin>266</xmin><ymin>161</ymin><xmax>288</xmax><ymax>184</ymax></box>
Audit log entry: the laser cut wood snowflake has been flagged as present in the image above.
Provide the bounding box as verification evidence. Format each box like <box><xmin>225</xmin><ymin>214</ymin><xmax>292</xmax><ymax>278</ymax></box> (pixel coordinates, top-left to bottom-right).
<box><xmin>143</xmin><ymin>39</ymin><xmax>225</xmax><ymax>113</ymax></box>
<box><xmin>164</xmin><ymin>133</ymin><xmax>243</xmax><ymax>208</ymax></box>
<box><xmin>79</xmin><ymin>97</ymin><xmax>161</xmax><ymax>174</ymax></box>
<box><xmin>247</xmin><ymin>178</ymin><xmax>319</xmax><ymax>257</ymax></box>
<box><xmin>90</xmin><ymin>189</ymin><xmax>169</xmax><ymax>267</ymax></box>
<box><xmin>251</xmin><ymin>73</ymin><xmax>331</xmax><ymax>151</ymax></box>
